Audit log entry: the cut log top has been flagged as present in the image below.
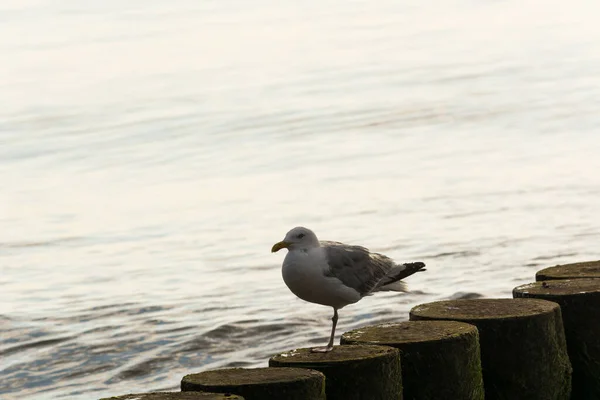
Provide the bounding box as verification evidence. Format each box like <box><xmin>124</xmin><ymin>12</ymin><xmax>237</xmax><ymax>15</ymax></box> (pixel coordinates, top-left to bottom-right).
<box><xmin>515</xmin><ymin>278</ymin><xmax>600</xmax><ymax>297</ymax></box>
<box><xmin>181</xmin><ymin>367</ymin><xmax>325</xmax><ymax>400</ymax></box>
<box><xmin>410</xmin><ymin>298</ymin><xmax>558</xmax><ymax>321</ymax></box>
<box><xmin>269</xmin><ymin>345</ymin><xmax>401</xmax><ymax>400</ymax></box>
<box><xmin>341</xmin><ymin>320</ymin><xmax>477</xmax><ymax>344</ymax></box>
<box><xmin>536</xmin><ymin>260</ymin><xmax>600</xmax><ymax>281</ymax></box>
<box><xmin>270</xmin><ymin>344</ymin><xmax>398</xmax><ymax>364</ymax></box>
<box><xmin>101</xmin><ymin>393</ymin><xmax>243</xmax><ymax>400</ymax></box>
<box><xmin>183</xmin><ymin>367</ymin><xmax>323</xmax><ymax>386</ymax></box>
<box><xmin>341</xmin><ymin>320</ymin><xmax>485</xmax><ymax>400</ymax></box>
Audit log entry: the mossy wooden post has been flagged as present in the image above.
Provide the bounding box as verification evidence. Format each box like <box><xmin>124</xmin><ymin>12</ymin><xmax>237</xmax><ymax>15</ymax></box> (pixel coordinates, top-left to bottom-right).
<box><xmin>269</xmin><ymin>345</ymin><xmax>401</xmax><ymax>400</ymax></box>
<box><xmin>410</xmin><ymin>298</ymin><xmax>572</xmax><ymax>400</ymax></box>
<box><xmin>536</xmin><ymin>260</ymin><xmax>600</xmax><ymax>281</ymax></box>
<box><xmin>181</xmin><ymin>367</ymin><xmax>325</xmax><ymax>400</ymax></box>
<box><xmin>514</xmin><ymin>279</ymin><xmax>600</xmax><ymax>399</ymax></box>
<box><xmin>100</xmin><ymin>393</ymin><xmax>244</xmax><ymax>400</ymax></box>
<box><xmin>340</xmin><ymin>321</ymin><xmax>484</xmax><ymax>400</ymax></box>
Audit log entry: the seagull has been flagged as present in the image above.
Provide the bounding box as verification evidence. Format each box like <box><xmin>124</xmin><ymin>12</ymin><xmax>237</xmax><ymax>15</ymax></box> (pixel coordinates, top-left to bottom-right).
<box><xmin>272</xmin><ymin>226</ymin><xmax>426</xmax><ymax>352</ymax></box>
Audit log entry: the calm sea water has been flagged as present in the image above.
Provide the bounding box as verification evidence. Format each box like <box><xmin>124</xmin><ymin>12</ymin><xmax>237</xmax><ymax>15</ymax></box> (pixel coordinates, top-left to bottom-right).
<box><xmin>2</xmin><ymin>0</ymin><xmax>600</xmax><ymax>398</ymax></box>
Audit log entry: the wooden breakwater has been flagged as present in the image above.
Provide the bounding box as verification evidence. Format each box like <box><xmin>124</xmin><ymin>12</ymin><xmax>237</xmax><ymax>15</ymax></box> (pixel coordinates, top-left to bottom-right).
<box><xmin>102</xmin><ymin>260</ymin><xmax>600</xmax><ymax>400</ymax></box>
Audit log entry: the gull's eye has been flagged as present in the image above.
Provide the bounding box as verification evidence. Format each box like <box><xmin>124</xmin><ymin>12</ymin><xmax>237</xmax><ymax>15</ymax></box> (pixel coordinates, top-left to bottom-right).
<box><xmin>297</xmin><ymin>233</ymin><xmax>306</xmax><ymax>239</ymax></box>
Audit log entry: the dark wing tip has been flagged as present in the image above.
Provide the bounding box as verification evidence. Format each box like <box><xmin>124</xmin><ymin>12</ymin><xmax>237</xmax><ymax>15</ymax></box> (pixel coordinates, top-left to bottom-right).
<box><xmin>380</xmin><ymin>261</ymin><xmax>427</xmax><ymax>286</ymax></box>
<box><xmin>399</xmin><ymin>262</ymin><xmax>427</xmax><ymax>278</ymax></box>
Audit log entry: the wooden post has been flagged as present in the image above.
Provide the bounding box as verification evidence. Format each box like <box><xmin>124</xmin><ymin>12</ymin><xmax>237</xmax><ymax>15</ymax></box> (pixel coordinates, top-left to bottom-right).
<box><xmin>101</xmin><ymin>393</ymin><xmax>243</xmax><ymax>400</ymax></box>
<box><xmin>536</xmin><ymin>260</ymin><xmax>600</xmax><ymax>281</ymax></box>
<box><xmin>340</xmin><ymin>321</ymin><xmax>484</xmax><ymax>400</ymax></box>
<box><xmin>514</xmin><ymin>278</ymin><xmax>600</xmax><ymax>399</ymax></box>
<box><xmin>410</xmin><ymin>298</ymin><xmax>572</xmax><ymax>400</ymax></box>
<box><xmin>269</xmin><ymin>344</ymin><xmax>401</xmax><ymax>400</ymax></box>
<box><xmin>181</xmin><ymin>367</ymin><xmax>325</xmax><ymax>400</ymax></box>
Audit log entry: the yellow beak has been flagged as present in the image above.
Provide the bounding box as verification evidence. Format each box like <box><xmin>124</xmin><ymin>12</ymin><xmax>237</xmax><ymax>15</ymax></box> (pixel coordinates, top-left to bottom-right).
<box><xmin>271</xmin><ymin>241</ymin><xmax>290</xmax><ymax>253</ymax></box>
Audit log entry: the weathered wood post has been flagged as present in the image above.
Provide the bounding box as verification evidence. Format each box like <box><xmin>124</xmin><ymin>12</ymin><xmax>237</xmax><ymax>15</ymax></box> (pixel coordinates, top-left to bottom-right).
<box><xmin>410</xmin><ymin>298</ymin><xmax>572</xmax><ymax>400</ymax></box>
<box><xmin>536</xmin><ymin>260</ymin><xmax>600</xmax><ymax>281</ymax></box>
<box><xmin>101</xmin><ymin>393</ymin><xmax>243</xmax><ymax>400</ymax></box>
<box><xmin>181</xmin><ymin>367</ymin><xmax>325</xmax><ymax>400</ymax></box>
<box><xmin>269</xmin><ymin>344</ymin><xmax>401</xmax><ymax>400</ymax></box>
<box><xmin>514</xmin><ymin>278</ymin><xmax>600</xmax><ymax>399</ymax></box>
<box><xmin>340</xmin><ymin>321</ymin><xmax>484</xmax><ymax>400</ymax></box>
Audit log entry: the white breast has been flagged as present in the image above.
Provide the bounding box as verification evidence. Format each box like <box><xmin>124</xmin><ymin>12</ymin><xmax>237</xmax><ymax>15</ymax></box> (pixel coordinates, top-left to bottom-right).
<box><xmin>281</xmin><ymin>248</ymin><xmax>361</xmax><ymax>309</ymax></box>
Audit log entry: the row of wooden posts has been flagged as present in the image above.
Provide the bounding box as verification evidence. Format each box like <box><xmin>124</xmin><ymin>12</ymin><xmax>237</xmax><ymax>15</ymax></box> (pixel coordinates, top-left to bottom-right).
<box><xmin>103</xmin><ymin>260</ymin><xmax>600</xmax><ymax>400</ymax></box>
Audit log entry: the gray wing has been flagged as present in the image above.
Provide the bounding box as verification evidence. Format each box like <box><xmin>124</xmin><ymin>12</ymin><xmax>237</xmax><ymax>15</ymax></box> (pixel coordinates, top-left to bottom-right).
<box><xmin>321</xmin><ymin>241</ymin><xmax>395</xmax><ymax>296</ymax></box>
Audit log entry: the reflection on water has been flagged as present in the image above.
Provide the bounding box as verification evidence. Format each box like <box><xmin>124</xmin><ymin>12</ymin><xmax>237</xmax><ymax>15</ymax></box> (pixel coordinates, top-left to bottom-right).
<box><xmin>2</xmin><ymin>0</ymin><xmax>600</xmax><ymax>398</ymax></box>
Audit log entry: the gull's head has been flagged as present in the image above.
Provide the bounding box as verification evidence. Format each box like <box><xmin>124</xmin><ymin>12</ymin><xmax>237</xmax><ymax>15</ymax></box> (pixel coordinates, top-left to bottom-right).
<box><xmin>271</xmin><ymin>226</ymin><xmax>320</xmax><ymax>253</ymax></box>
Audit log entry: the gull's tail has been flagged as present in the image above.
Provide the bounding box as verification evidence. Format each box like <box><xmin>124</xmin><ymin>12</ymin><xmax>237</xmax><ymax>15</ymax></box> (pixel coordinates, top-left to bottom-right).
<box><xmin>376</xmin><ymin>262</ymin><xmax>426</xmax><ymax>292</ymax></box>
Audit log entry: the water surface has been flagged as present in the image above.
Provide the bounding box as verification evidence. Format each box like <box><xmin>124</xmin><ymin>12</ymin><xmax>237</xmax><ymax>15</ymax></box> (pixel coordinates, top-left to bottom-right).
<box><xmin>2</xmin><ymin>0</ymin><xmax>600</xmax><ymax>398</ymax></box>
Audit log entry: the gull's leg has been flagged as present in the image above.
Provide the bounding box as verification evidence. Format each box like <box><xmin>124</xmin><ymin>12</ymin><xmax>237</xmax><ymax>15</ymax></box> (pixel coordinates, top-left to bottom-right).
<box><xmin>327</xmin><ymin>308</ymin><xmax>339</xmax><ymax>349</ymax></box>
<box><xmin>311</xmin><ymin>308</ymin><xmax>338</xmax><ymax>353</ymax></box>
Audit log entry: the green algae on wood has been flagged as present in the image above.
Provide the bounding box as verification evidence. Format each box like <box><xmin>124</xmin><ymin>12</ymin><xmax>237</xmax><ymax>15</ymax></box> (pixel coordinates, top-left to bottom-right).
<box><xmin>269</xmin><ymin>344</ymin><xmax>401</xmax><ymax>400</ymax></box>
<box><xmin>341</xmin><ymin>321</ymin><xmax>484</xmax><ymax>400</ymax></box>
<box><xmin>536</xmin><ymin>260</ymin><xmax>600</xmax><ymax>281</ymax></box>
<box><xmin>181</xmin><ymin>367</ymin><xmax>325</xmax><ymax>400</ymax></box>
<box><xmin>410</xmin><ymin>298</ymin><xmax>572</xmax><ymax>400</ymax></box>
<box><xmin>100</xmin><ymin>392</ymin><xmax>243</xmax><ymax>400</ymax></box>
<box><xmin>514</xmin><ymin>278</ymin><xmax>600</xmax><ymax>400</ymax></box>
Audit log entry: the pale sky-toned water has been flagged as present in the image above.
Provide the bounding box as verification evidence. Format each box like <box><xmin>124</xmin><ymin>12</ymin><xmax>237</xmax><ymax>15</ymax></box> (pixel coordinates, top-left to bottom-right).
<box><xmin>2</xmin><ymin>0</ymin><xmax>600</xmax><ymax>398</ymax></box>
